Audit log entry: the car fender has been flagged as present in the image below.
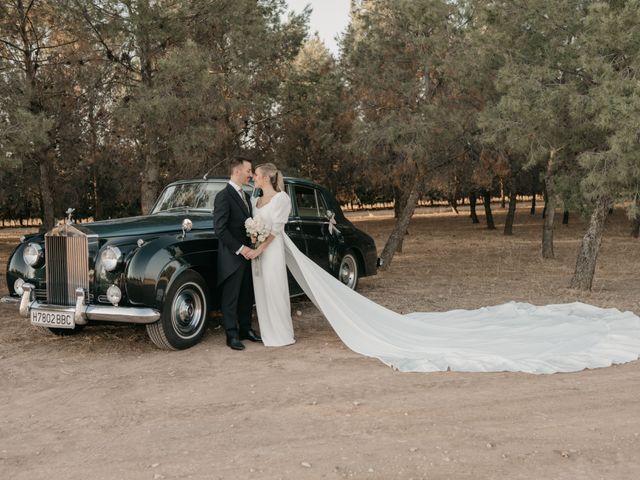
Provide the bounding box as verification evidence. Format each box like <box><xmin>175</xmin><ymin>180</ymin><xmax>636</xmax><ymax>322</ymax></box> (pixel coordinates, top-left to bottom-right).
<box><xmin>6</xmin><ymin>237</ymin><xmax>45</xmax><ymax>295</ymax></box>
<box><xmin>125</xmin><ymin>232</ymin><xmax>217</xmax><ymax>309</ymax></box>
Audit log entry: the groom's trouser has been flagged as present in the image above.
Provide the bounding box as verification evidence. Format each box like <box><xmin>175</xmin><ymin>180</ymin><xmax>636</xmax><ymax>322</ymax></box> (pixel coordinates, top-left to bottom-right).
<box><xmin>220</xmin><ymin>262</ymin><xmax>254</xmax><ymax>338</ymax></box>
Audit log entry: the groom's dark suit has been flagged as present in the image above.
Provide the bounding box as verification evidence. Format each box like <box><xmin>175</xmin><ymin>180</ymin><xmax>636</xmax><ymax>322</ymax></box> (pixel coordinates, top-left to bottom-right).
<box><xmin>214</xmin><ymin>182</ymin><xmax>254</xmax><ymax>340</ymax></box>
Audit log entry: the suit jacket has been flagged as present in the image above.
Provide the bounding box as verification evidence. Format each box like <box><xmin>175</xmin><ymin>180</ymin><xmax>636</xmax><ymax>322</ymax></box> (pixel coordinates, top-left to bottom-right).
<box><xmin>214</xmin><ymin>183</ymin><xmax>252</xmax><ymax>285</ymax></box>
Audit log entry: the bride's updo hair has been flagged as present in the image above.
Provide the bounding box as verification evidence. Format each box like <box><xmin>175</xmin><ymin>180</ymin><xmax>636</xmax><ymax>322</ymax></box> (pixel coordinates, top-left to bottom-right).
<box><xmin>256</xmin><ymin>163</ymin><xmax>284</xmax><ymax>192</ymax></box>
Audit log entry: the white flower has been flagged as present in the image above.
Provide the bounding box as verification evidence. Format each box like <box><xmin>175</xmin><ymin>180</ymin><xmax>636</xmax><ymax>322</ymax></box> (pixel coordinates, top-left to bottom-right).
<box><xmin>245</xmin><ymin>217</ymin><xmax>270</xmax><ymax>246</ymax></box>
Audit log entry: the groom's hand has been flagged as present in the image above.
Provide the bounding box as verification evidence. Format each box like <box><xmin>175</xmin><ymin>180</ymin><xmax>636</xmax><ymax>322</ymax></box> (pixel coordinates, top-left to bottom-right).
<box><xmin>239</xmin><ymin>245</ymin><xmax>252</xmax><ymax>260</ymax></box>
<box><xmin>244</xmin><ymin>248</ymin><xmax>259</xmax><ymax>260</ymax></box>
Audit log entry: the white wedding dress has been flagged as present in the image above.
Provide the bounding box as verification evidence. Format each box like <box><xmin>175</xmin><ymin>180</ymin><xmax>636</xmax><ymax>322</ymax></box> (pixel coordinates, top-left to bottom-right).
<box><xmin>251</xmin><ymin>192</ymin><xmax>295</xmax><ymax>347</ymax></box>
<box><xmin>281</xmin><ymin>235</ymin><xmax>640</xmax><ymax>374</ymax></box>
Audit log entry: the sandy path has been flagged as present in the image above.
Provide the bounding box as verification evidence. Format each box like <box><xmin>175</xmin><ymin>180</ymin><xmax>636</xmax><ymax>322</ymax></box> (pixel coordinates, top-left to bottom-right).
<box><xmin>1</xmin><ymin>207</ymin><xmax>639</xmax><ymax>479</ymax></box>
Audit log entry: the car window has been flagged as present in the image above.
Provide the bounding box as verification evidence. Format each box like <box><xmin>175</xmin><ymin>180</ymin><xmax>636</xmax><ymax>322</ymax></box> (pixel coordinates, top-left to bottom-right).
<box><xmin>152</xmin><ymin>182</ymin><xmax>225</xmax><ymax>213</ymax></box>
<box><xmin>317</xmin><ymin>191</ymin><xmax>328</xmax><ymax>218</ymax></box>
<box><xmin>294</xmin><ymin>185</ymin><xmax>321</xmax><ymax>218</ymax></box>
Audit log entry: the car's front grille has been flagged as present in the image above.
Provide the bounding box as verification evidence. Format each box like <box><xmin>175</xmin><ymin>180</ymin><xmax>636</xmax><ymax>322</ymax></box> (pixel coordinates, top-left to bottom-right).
<box><xmin>45</xmin><ymin>234</ymin><xmax>89</xmax><ymax>306</ymax></box>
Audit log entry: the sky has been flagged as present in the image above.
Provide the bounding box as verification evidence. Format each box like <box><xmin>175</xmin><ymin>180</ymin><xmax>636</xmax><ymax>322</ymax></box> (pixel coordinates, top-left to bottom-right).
<box><xmin>285</xmin><ymin>0</ymin><xmax>351</xmax><ymax>56</ymax></box>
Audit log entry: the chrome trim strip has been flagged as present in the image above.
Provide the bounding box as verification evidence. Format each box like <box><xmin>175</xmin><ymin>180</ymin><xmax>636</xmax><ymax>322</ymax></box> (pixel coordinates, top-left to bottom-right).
<box><xmin>288</xmin><ymin>219</ymin><xmax>330</xmax><ymax>225</ymax></box>
<box><xmin>84</xmin><ymin>305</ymin><xmax>161</xmax><ymax>323</ymax></box>
<box><xmin>15</xmin><ymin>285</ymin><xmax>159</xmax><ymax>324</ymax></box>
<box><xmin>16</xmin><ymin>298</ymin><xmax>160</xmax><ymax>324</ymax></box>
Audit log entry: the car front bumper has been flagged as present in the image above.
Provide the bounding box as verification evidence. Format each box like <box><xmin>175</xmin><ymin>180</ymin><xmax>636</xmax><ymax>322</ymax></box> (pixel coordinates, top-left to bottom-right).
<box><xmin>1</xmin><ymin>283</ymin><xmax>160</xmax><ymax>325</ymax></box>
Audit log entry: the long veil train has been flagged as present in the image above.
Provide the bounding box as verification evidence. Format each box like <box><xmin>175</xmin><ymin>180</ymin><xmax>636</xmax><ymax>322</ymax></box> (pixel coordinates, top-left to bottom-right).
<box><xmin>283</xmin><ymin>235</ymin><xmax>640</xmax><ymax>374</ymax></box>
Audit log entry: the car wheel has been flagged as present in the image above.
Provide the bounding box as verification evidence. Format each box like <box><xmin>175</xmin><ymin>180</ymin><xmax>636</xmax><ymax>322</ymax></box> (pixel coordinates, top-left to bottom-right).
<box><xmin>146</xmin><ymin>270</ymin><xmax>210</xmax><ymax>350</ymax></box>
<box><xmin>338</xmin><ymin>252</ymin><xmax>359</xmax><ymax>290</ymax></box>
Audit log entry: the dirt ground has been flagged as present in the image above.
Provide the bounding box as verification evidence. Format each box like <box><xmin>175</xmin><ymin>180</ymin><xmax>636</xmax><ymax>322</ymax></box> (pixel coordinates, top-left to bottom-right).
<box><xmin>1</xmin><ymin>206</ymin><xmax>639</xmax><ymax>480</ymax></box>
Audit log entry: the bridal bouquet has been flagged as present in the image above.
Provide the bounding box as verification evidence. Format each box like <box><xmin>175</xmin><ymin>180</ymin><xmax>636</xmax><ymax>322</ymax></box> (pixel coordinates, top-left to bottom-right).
<box><xmin>245</xmin><ymin>217</ymin><xmax>269</xmax><ymax>276</ymax></box>
<box><xmin>245</xmin><ymin>217</ymin><xmax>269</xmax><ymax>248</ymax></box>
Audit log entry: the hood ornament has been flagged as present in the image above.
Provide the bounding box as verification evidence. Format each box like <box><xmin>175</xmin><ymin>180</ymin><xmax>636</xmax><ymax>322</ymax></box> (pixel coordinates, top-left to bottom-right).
<box><xmin>49</xmin><ymin>208</ymin><xmax>84</xmax><ymax>237</ymax></box>
<box><xmin>65</xmin><ymin>208</ymin><xmax>75</xmax><ymax>225</ymax></box>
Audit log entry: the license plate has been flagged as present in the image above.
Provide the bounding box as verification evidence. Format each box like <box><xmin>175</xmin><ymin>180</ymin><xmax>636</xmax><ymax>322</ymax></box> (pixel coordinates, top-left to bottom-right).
<box><xmin>31</xmin><ymin>309</ymin><xmax>75</xmax><ymax>329</ymax></box>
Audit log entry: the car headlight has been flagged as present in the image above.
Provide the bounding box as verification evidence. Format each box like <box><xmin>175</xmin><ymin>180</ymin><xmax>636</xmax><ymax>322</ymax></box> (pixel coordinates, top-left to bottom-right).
<box><xmin>101</xmin><ymin>246</ymin><xmax>123</xmax><ymax>272</ymax></box>
<box><xmin>23</xmin><ymin>243</ymin><xmax>43</xmax><ymax>267</ymax></box>
<box><xmin>14</xmin><ymin>278</ymin><xmax>25</xmax><ymax>295</ymax></box>
<box><xmin>106</xmin><ymin>284</ymin><xmax>122</xmax><ymax>306</ymax></box>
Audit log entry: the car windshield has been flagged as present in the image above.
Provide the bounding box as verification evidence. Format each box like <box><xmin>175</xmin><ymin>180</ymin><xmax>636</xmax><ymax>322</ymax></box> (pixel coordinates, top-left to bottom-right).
<box><xmin>151</xmin><ymin>182</ymin><xmax>226</xmax><ymax>214</ymax></box>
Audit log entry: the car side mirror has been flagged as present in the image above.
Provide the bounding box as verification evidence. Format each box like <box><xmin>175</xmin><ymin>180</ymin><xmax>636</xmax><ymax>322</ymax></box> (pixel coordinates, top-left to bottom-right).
<box><xmin>181</xmin><ymin>218</ymin><xmax>192</xmax><ymax>240</ymax></box>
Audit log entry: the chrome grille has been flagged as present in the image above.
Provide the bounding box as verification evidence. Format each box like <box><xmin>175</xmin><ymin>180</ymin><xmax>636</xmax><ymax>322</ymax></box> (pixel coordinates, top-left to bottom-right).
<box><xmin>45</xmin><ymin>233</ymin><xmax>89</xmax><ymax>306</ymax></box>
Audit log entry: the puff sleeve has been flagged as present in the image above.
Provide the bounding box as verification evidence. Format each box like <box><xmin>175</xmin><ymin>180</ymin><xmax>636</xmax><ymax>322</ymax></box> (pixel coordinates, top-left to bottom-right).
<box><xmin>270</xmin><ymin>192</ymin><xmax>292</xmax><ymax>236</ymax></box>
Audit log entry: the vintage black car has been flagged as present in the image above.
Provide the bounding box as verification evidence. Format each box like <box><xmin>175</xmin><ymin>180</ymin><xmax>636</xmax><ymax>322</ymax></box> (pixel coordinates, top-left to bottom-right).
<box><xmin>2</xmin><ymin>177</ymin><xmax>378</xmax><ymax>349</ymax></box>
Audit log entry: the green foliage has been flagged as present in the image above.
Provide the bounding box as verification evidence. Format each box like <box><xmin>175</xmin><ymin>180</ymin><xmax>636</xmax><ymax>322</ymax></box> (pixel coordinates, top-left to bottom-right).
<box><xmin>476</xmin><ymin>0</ymin><xmax>640</xmax><ymax>215</ymax></box>
<box><xmin>342</xmin><ymin>0</ymin><xmax>466</xmax><ymax>191</ymax></box>
<box><xmin>0</xmin><ymin>0</ymin><xmax>639</xmax><ymax>227</ymax></box>
<box><xmin>576</xmin><ymin>1</ymin><xmax>640</xmax><ymax>212</ymax></box>
<box><xmin>274</xmin><ymin>38</ymin><xmax>354</xmax><ymax>198</ymax></box>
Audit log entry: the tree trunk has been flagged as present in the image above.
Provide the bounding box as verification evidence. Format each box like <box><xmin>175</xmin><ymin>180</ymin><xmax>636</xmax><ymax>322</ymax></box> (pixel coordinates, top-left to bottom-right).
<box><xmin>503</xmin><ymin>177</ymin><xmax>517</xmax><ymax>235</ymax></box>
<box><xmin>448</xmin><ymin>196</ymin><xmax>459</xmax><ymax>214</ymax></box>
<box><xmin>499</xmin><ymin>179</ymin><xmax>506</xmax><ymax>208</ymax></box>
<box><xmin>393</xmin><ymin>186</ymin><xmax>404</xmax><ymax>219</ymax></box>
<box><xmin>530</xmin><ymin>175</ymin><xmax>537</xmax><ymax>215</ymax></box>
<box><xmin>631</xmin><ymin>197</ymin><xmax>640</xmax><ymax>238</ymax></box>
<box><xmin>631</xmin><ymin>215</ymin><xmax>640</xmax><ymax>238</ymax></box>
<box><xmin>137</xmin><ymin>2</ymin><xmax>161</xmax><ymax>214</ymax></box>
<box><xmin>92</xmin><ymin>169</ymin><xmax>101</xmax><ymax>220</ymax></box>
<box><xmin>38</xmin><ymin>155</ymin><xmax>56</xmax><ymax>230</ymax></box>
<box><xmin>530</xmin><ymin>194</ymin><xmax>536</xmax><ymax>215</ymax></box>
<box><xmin>141</xmin><ymin>142</ymin><xmax>160</xmax><ymax>214</ymax></box>
<box><xmin>570</xmin><ymin>197</ymin><xmax>611</xmax><ymax>290</ymax></box>
<box><xmin>542</xmin><ymin>196</ymin><xmax>555</xmax><ymax>258</ymax></box>
<box><xmin>379</xmin><ymin>171</ymin><xmax>422</xmax><ymax>271</ymax></box>
<box><xmin>562</xmin><ymin>210</ymin><xmax>569</xmax><ymax>225</ymax></box>
<box><xmin>542</xmin><ymin>153</ymin><xmax>556</xmax><ymax>259</ymax></box>
<box><xmin>16</xmin><ymin>1</ymin><xmax>56</xmax><ymax>230</ymax></box>
<box><xmin>469</xmin><ymin>191</ymin><xmax>480</xmax><ymax>224</ymax></box>
<box><xmin>392</xmin><ymin>186</ymin><xmax>409</xmax><ymax>253</ymax></box>
<box><xmin>482</xmin><ymin>190</ymin><xmax>496</xmax><ymax>230</ymax></box>
<box><xmin>139</xmin><ymin>120</ymin><xmax>160</xmax><ymax>216</ymax></box>
<box><xmin>448</xmin><ymin>177</ymin><xmax>459</xmax><ymax>214</ymax></box>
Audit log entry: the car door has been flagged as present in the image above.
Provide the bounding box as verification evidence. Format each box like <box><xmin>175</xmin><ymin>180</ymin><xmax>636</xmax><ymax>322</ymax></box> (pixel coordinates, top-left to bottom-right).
<box><xmin>283</xmin><ymin>183</ymin><xmax>306</xmax><ymax>251</ymax></box>
<box><xmin>283</xmin><ymin>183</ymin><xmax>307</xmax><ymax>294</ymax></box>
<box><xmin>291</xmin><ymin>184</ymin><xmax>332</xmax><ymax>272</ymax></box>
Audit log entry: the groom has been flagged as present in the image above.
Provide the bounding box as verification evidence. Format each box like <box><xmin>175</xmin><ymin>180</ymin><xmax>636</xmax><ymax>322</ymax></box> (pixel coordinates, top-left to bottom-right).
<box><xmin>213</xmin><ymin>157</ymin><xmax>262</xmax><ymax>350</ymax></box>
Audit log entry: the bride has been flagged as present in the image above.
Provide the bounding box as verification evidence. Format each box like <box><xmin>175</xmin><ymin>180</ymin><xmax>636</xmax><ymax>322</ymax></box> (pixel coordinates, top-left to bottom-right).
<box><xmin>248</xmin><ymin>164</ymin><xmax>640</xmax><ymax>373</ymax></box>
<box><xmin>248</xmin><ymin>163</ymin><xmax>295</xmax><ymax>347</ymax></box>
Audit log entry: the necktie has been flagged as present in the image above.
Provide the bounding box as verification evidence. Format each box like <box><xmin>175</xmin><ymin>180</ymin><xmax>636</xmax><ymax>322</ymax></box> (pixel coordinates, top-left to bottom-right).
<box><xmin>238</xmin><ymin>188</ymin><xmax>250</xmax><ymax>212</ymax></box>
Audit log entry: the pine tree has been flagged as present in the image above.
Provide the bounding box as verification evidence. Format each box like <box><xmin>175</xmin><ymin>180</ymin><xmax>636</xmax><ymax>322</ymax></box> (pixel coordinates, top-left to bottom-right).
<box><xmin>342</xmin><ymin>0</ymin><xmax>464</xmax><ymax>270</ymax></box>
<box><xmin>0</xmin><ymin>0</ymin><xmax>77</xmax><ymax>228</ymax></box>
<box><xmin>475</xmin><ymin>0</ymin><xmax>594</xmax><ymax>252</ymax></box>
<box><xmin>275</xmin><ymin>38</ymin><xmax>353</xmax><ymax>197</ymax></box>
<box><xmin>569</xmin><ymin>1</ymin><xmax>640</xmax><ymax>289</ymax></box>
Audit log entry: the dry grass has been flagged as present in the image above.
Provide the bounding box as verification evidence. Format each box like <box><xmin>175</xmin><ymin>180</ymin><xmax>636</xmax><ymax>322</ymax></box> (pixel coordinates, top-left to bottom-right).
<box><xmin>350</xmin><ymin>205</ymin><xmax>640</xmax><ymax>316</ymax></box>
<box><xmin>1</xmin><ymin>206</ymin><xmax>639</xmax><ymax>480</ymax></box>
